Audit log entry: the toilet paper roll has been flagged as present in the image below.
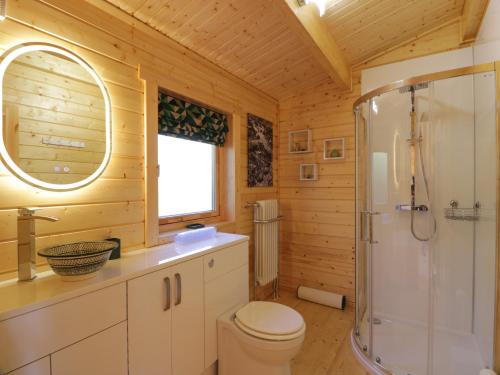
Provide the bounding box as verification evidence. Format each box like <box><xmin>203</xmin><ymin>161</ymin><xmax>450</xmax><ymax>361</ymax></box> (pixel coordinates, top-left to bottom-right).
<box><xmin>479</xmin><ymin>369</ymin><xmax>497</xmax><ymax>375</ymax></box>
<box><xmin>297</xmin><ymin>285</ymin><xmax>346</xmax><ymax>310</ymax></box>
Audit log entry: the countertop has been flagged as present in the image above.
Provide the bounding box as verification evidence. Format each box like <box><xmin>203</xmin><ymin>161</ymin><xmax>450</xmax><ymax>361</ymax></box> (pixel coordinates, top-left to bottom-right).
<box><xmin>0</xmin><ymin>232</ymin><xmax>248</xmax><ymax>321</ymax></box>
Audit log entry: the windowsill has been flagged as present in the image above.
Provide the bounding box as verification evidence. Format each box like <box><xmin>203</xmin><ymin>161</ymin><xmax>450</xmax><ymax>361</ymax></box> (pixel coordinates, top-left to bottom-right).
<box><xmin>158</xmin><ymin>220</ymin><xmax>236</xmax><ymax>245</ymax></box>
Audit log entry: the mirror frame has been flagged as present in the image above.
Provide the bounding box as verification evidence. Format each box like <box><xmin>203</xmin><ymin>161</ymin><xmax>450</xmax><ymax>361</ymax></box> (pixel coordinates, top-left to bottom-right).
<box><xmin>0</xmin><ymin>43</ymin><xmax>112</xmax><ymax>191</ymax></box>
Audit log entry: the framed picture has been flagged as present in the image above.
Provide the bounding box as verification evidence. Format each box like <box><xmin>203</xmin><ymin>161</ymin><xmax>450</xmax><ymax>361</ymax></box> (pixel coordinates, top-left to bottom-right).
<box><xmin>324</xmin><ymin>138</ymin><xmax>345</xmax><ymax>160</ymax></box>
<box><xmin>299</xmin><ymin>164</ymin><xmax>318</xmax><ymax>181</ymax></box>
<box><xmin>288</xmin><ymin>129</ymin><xmax>312</xmax><ymax>154</ymax></box>
<box><xmin>247</xmin><ymin>113</ymin><xmax>273</xmax><ymax>187</ymax></box>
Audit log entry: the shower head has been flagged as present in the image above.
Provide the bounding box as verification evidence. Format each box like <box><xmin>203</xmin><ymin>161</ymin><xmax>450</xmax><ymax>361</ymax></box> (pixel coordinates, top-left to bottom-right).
<box><xmin>398</xmin><ymin>82</ymin><xmax>429</xmax><ymax>94</ymax></box>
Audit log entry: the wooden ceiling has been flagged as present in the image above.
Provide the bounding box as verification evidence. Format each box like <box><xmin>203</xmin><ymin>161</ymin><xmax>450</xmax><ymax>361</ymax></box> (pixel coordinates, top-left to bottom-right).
<box><xmin>103</xmin><ymin>0</ymin><xmax>484</xmax><ymax>99</ymax></box>
<box><xmin>323</xmin><ymin>0</ymin><xmax>464</xmax><ymax>64</ymax></box>
<box><xmin>104</xmin><ymin>0</ymin><xmax>332</xmax><ymax>99</ymax></box>
<box><xmin>322</xmin><ymin>0</ymin><xmax>466</xmax><ymax>65</ymax></box>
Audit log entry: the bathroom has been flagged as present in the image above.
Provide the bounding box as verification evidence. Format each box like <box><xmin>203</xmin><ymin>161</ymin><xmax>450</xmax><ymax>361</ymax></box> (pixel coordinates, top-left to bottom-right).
<box><xmin>0</xmin><ymin>0</ymin><xmax>499</xmax><ymax>374</ymax></box>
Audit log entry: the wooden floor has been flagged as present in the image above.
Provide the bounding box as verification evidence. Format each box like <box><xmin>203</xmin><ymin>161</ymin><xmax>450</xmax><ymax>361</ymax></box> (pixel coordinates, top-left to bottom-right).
<box><xmin>272</xmin><ymin>291</ymin><xmax>369</xmax><ymax>375</ymax></box>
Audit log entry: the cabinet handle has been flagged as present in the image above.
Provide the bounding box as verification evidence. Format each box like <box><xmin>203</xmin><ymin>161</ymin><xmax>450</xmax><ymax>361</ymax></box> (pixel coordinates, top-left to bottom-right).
<box><xmin>174</xmin><ymin>273</ymin><xmax>182</xmax><ymax>306</ymax></box>
<box><xmin>208</xmin><ymin>258</ymin><xmax>215</xmax><ymax>268</ymax></box>
<box><xmin>164</xmin><ymin>277</ymin><xmax>171</xmax><ymax>311</ymax></box>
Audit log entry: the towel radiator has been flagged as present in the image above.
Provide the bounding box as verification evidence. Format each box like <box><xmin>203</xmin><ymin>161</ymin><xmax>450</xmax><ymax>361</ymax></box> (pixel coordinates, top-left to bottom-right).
<box><xmin>246</xmin><ymin>201</ymin><xmax>283</xmax><ymax>300</ymax></box>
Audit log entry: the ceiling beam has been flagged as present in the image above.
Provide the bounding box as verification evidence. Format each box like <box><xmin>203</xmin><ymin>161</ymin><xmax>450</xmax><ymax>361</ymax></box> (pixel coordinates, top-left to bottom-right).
<box><xmin>273</xmin><ymin>0</ymin><xmax>351</xmax><ymax>90</ymax></box>
<box><xmin>461</xmin><ymin>0</ymin><xmax>490</xmax><ymax>42</ymax></box>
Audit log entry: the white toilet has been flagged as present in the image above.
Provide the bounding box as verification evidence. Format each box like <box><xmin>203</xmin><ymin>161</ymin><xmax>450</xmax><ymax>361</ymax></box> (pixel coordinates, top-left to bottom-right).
<box><xmin>217</xmin><ymin>301</ymin><xmax>306</xmax><ymax>375</ymax></box>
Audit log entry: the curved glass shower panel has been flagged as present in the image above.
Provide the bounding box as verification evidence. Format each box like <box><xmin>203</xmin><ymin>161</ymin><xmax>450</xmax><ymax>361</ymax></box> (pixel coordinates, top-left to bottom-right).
<box><xmin>428</xmin><ymin>74</ymin><xmax>477</xmax><ymax>374</ymax></box>
<box><xmin>471</xmin><ymin>70</ymin><xmax>497</xmax><ymax>371</ymax></box>
<box><xmin>369</xmin><ymin>88</ymin><xmax>431</xmax><ymax>375</ymax></box>
<box><xmin>353</xmin><ymin>69</ymin><xmax>497</xmax><ymax>375</ymax></box>
<box><xmin>355</xmin><ymin>101</ymin><xmax>372</xmax><ymax>356</ymax></box>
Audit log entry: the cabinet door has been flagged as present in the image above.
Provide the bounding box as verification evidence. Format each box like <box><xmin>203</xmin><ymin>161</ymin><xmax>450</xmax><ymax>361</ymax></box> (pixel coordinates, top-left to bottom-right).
<box><xmin>51</xmin><ymin>322</ymin><xmax>127</xmax><ymax>375</ymax></box>
<box><xmin>204</xmin><ymin>264</ymin><xmax>249</xmax><ymax>367</ymax></box>
<box><xmin>7</xmin><ymin>357</ymin><xmax>50</xmax><ymax>375</ymax></box>
<box><xmin>171</xmin><ymin>258</ymin><xmax>204</xmax><ymax>375</ymax></box>
<box><xmin>128</xmin><ymin>267</ymin><xmax>173</xmax><ymax>375</ymax></box>
<box><xmin>0</xmin><ymin>284</ymin><xmax>126</xmax><ymax>374</ymax></box>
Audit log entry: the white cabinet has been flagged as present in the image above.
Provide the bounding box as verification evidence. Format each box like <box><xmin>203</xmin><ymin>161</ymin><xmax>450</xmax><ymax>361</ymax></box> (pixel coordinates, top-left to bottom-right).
<box><xmin>204</xmin><ymin>242</ymin><xmax>248</xmax><ymax>283</ymax></box>
<box><xmin>7</xmin><ymin>357</ymin><xmax>50</xmax><ymax>375</ymax></box>
<box><xmin>171</xmin><ymin>259</ymin><xmax>204</xmax><ymax>375</ymax></box>
<box><xmin>1</xmin><ymin>237</ymin><xmax>249</xmax><ymax>375</ymax></box>
<box><xmin>0</xmin><ymin>283</ymin><xmax>126</xmax><ymax>373</ymax></box>
<box><xmin>51</xmin><ymin>322</ymin><xmax>128</xmax><ymax>375</ymax></box>
<box><xmin>204</xmin><ymin>243</ymin><xmax>249</xmax><ymax>367</ymax></box>
<box><xmin>128</xmin><ymin>257</ymin><xmax>204</xmax><ymax>375</ymax></box>
<box><xmin>128</xmin><ymin>266</ymin><xmax>172</xmax><ymax>375</ymax></box>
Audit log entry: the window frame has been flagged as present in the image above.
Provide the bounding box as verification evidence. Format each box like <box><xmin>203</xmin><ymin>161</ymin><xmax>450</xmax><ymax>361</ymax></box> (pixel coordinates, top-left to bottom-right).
<box><xmin>141</xmin><ymin>73</ymin><xmax>234</xmax><ymax>245</ymax></box>
<box><xmin>158</xmin><ymin>141</ymin><xmax>224</xmax><ymax>232</ymax></box>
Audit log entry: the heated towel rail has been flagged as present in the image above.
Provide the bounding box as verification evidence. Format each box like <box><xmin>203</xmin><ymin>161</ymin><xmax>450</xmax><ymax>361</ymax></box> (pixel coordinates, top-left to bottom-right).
<box><xmin>245</xmin><ymin>201</ymin><xmax>283</xmax><ymax>300</ymax></box>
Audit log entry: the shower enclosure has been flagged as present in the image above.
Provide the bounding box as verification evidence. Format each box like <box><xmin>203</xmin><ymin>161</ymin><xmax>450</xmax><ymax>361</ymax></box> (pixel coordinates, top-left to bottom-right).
<box><xmin>353</xmin><ymin>66</ymin><xmax>498</xmax><ymax>375</ymax></box>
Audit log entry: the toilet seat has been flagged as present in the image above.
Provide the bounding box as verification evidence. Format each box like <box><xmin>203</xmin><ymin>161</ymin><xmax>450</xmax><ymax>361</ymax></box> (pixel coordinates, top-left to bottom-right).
<box><xmin>234</xmin><ymin>302</ymin><xmax>305</xmax><ymax>341</ymax></box>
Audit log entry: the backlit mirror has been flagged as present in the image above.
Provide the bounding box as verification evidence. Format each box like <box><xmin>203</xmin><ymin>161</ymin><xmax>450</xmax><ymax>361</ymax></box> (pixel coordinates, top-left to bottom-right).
<box><xmin>0</xmin><ymin>43</ymin><xmax>111</xmax><ymax>191</ymax></box>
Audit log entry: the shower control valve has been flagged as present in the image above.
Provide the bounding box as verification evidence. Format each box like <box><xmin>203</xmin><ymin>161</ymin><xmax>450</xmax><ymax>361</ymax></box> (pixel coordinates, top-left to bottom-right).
<box><xmin>395</xmin><ymin>204</ymin><xmax>429</xmax><ymax>212</ymax></box>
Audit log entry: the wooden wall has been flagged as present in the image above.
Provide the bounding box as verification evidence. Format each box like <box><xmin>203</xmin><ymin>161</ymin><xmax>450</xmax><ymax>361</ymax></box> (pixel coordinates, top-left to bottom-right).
<box><xmin>278</xmin><ymin>20</ymin><xmax>467</xmax><ymax>304</ymax></box>
<box><xmin>0</xmin><ymin>0</ymin><xmax>278</xmax><ymax>276</ymax></box>
<box><xmin>0</xmin><ymin>1</ymin><xmax>465</xmax><ymax>306</ymax></box>
<box><xmin>278</xmin><ymin>80</ymin><xmax>358</xmax><ymax>302</ymax></box>
<box><xmin>3</xmin><ymin>50</ymin><xmax>106</xmax><ymax>184</ymax></box>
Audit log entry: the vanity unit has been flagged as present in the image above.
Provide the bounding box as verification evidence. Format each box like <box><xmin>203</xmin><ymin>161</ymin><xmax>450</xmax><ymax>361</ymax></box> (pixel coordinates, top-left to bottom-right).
<box><xmin>0</xmin><ymin>233</ymin><xmax>249</xmax><ymax>375</ymax></box>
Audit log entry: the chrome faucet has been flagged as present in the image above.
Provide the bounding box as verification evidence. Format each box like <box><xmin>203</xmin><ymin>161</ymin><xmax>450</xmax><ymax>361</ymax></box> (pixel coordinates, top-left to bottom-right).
<box><xmin>18</xmin><ymin>208</ymin><xmax>59</xmax><ymax>281</ymax></box>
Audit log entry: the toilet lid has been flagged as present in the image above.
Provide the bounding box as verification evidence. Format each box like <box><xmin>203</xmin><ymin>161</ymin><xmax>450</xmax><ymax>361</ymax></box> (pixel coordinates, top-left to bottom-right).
<box><xmin>235</xmin><ymin>302</ymin><xmax>305</xmax><ymax>340</ymax></box>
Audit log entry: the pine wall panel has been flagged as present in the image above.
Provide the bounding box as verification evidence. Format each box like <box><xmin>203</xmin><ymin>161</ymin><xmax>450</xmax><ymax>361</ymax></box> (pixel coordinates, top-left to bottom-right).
<box><xmin>0</xmin><ymin>0</ymin><xmax>278</xmax><ymax>276</ymax></box>
<box><xmin>278</xmin><ymin>79</ymin><xmax>359</xmax><ymax>303</ymax></box>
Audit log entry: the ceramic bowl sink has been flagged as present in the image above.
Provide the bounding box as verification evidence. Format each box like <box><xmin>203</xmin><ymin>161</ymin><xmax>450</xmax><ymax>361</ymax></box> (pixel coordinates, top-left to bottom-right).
<box><xmin>38</xmin><ymin>241</ymin><xmax>117</xmax><ymax>281</ymax></box>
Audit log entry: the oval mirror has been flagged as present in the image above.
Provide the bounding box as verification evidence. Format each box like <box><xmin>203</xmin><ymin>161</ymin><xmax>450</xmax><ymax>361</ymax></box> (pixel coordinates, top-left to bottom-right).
<box><xmin>0</xmin><ymin>43</ymin><xmax>111</xmax><ymax>191</ymax></box>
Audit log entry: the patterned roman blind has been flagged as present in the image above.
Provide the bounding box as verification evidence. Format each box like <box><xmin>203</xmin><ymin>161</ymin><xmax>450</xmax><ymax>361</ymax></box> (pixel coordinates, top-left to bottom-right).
<box><xmin>158</xmin><ymin>91</ymin><xmax>229</xmax><ymax>146</ymax></box>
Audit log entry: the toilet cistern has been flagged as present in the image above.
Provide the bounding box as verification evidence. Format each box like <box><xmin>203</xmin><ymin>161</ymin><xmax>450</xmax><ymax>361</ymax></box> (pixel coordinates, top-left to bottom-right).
<box><xmin>17</xmin><ymin>207</ymin><xmax>59</xmax><ymax>281</ymax></box>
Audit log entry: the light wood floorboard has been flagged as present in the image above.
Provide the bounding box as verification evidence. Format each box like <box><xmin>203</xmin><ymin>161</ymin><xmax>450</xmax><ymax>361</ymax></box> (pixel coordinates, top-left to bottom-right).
<box><xmin>270</xmin><ymin>291</ymin><xmax>369</xmax><ymax>375</ymax></box>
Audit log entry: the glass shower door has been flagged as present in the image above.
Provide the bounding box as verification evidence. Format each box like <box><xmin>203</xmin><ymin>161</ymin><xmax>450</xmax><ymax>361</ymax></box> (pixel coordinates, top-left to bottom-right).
<box><xmin>429</xmin><ymin>72</ymin><xmax>497</xmax><ymax>374</ymax></box>
<box><xmin>354</xmin><ymin>68</ymin><xmax>497</xmax><ymax>375</ymax></box>
<box><xmin>354</xmin><ymin>102</ymin><xmax>372</xmax><ymax>356</ymax></box>
<box><xmin>428</xmin><ymin>74</ymin><xmax>476</xmax><ymax>374</ymax></box>
<box><xmin>369</xmin><ymin>90</ymin><xmax>431</xmax><ymax>375</ymax></box>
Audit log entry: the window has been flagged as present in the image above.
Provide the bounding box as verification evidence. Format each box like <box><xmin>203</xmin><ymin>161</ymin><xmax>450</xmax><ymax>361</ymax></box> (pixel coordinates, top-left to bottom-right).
<box><xmin>158</xmin><ymin>135</ymin><xmax>218</xmax><ymax>221</ymax></box>
<box><xmin>157</xmin><ymin>91</ymin><xmax>230</xmax><ymax>229</ymax></box>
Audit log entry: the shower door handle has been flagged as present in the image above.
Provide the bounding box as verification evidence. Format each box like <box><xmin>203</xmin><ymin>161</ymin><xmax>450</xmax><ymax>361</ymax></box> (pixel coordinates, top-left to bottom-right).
<box><xmin>360</xmin><ymin>211</ymin><xmax>379</xmax><ymax>244</ymax></box>
<box><xmin>368</xmin><ymin>212</ymin><xmax>380</xmax><ymax>244</ymax></box>
<box><xmin>360</xmin><ymin>211</ymin><xmax>370</xmax><ymax>242</ymax></box>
